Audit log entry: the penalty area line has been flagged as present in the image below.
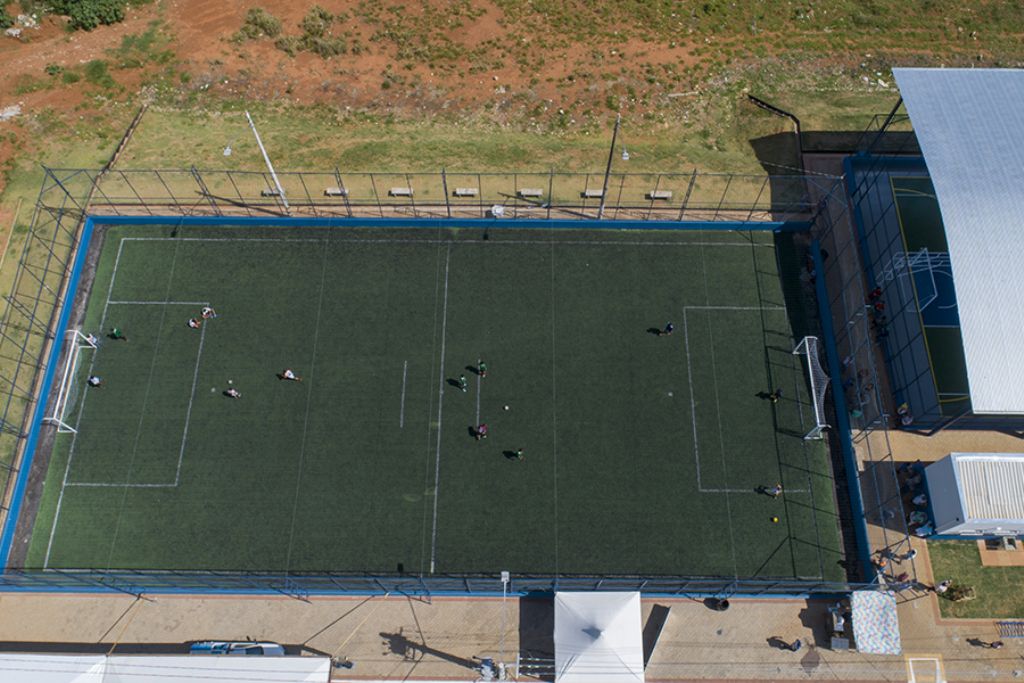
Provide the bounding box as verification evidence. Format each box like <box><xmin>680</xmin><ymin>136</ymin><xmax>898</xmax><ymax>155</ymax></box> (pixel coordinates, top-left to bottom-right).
<box><xmin>429</xmin><ymin>244</ymin><xmax>452</xmax><ymax>574</ymax></box>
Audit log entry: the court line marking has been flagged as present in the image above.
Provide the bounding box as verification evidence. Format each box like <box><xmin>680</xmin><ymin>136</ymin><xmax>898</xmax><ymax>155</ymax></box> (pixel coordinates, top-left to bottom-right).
<box><xmin>65</xmin><ymin>302</ymin><xmax>209</xmax><ymax>488</ymax></box>
<box><xmin>682</xmin><ymin>305</ymin><xmax>809</xmax><ymax>495</ymax></box>
<box><xmin>43</xmin><ymin>236</ymin><xmax>131</xmax><ymax>567</ymax></box>
<box><xmin>107</xmin><ymin>300</ymin><xmax>209</xmax><ymax>306</ymax></box>
<box><xmin>282</xmin><ymin>236</ymin><xmax>331</xmax><ymax>574</ymax></box>
<box><xmin>104</xmin><ymin>237</ymin><xmax>184</xmax><ymax>569</ymax></box>
<box><xmin>550</xmin><ymin>241</ymin><xmax>560</xmax><ymax>575</ymax></box>
<box><xmin>120</xmin><ymin>236</ymin><xmax>772</xmax><ymax>248</ymax></box>
<box><xmin>428</xmin><ymin>244</ymin><xmax>452</xmax><ymax>574</ymax></box>
<box><xmin>399</xmin><ymin>360</ymin><xmax>408</xmax><ymax>428</ymax></box>
<box><xmin>905</xmin><ymin>655</ymin><xmax>944</xmax><ymax>683</ymax></box>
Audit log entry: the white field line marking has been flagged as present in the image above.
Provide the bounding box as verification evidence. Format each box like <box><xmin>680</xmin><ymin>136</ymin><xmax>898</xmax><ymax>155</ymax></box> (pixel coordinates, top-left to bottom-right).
<box><xmin>66</xmin><ymin>302</ymin><xmax>209</xmax><ymax>488</ymax></box>
<box><xmin>475</xmin><ymin>372</ymin><xmax>481</xmax><ymax>425</ymax></box>
<box><xmin>45</xmin><ymin>237</ymin><xmax>130</xmax><ymax>568</ymax></box>
<box><xmin>105</xmin><ymin>237</ymin><xmax>184</xmax><ymax>569</ymax></box>
<box><xmin>428</xmin><ymin>244</ymin><xmax>452</xmax><ymax>574</ymax></box>
<box><xmin>107</xmin><ymin>300</ymin><xmax>209</xmax><ymax>306</ymax></box>
<box><xmin>121</xmin><ymin>236</ymin><xmax>772</xmax><ymax>248</ymax></box>
<box><xmin>550</xmin><ymin>243</ymin><xmax>559</xmax><ymax>575</ymax></box>
<box><xmin>283</xmin><ymin>237</ymin><xmax>331</xmax><ymax>574</ymax></box>
<box><xmin>682</xmin><ymin>306</ymin><xmax>809</xmax><ymax>494</ymax></box>
<box><xmin>173</xmin><ymin>321</ymin><xmax>206</xmax><ymax>485</ymax></box>
<box><xmin>400</xmin><ymin>361</ymin><xmax>408</xmax><ymax>428</ymax></box>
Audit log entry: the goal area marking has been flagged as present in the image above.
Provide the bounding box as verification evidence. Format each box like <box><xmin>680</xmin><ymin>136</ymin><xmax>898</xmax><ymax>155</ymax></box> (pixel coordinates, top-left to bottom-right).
<box><xmin>63</xmin><ymin>302</ymin><xmax>208</xmax><ymax>489</ymax></box>
<box><xmin>683</xmin><ymin>306</ymin><xmax>811</xmax><ymax>494</ymax></box>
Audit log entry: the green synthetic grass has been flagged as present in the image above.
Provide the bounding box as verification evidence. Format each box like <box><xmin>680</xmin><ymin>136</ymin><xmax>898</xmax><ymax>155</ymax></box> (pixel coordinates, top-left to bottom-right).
<box><xmin>929</xmin><ymin>540</ymin><xmax>1024</xmax><ymax>619</ymax></box>
<box><xmin>892</xmin><ymin>176</ymin><xmax>948</xmax><ymax>254</ymax></box>
<box><xmin>891</xmin><ymin>175</ymin><xmax>970</xmax><ymax>414</ymax></box>
<box><xmin>25</xmin><ymin>224</ymin><xmax>843</xmax><ymax>580</ymax></box>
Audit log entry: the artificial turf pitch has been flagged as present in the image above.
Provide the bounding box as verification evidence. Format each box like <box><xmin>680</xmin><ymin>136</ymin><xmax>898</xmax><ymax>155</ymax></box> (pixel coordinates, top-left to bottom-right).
<box><xmin>24</xmin><ymin>224</ymin><xmax>844</xmax><ymax>581</ymax></box>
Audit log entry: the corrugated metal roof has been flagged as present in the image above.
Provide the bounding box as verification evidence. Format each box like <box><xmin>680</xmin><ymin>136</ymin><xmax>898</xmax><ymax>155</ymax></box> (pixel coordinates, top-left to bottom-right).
<box><xmin>952</xmin><ymin>453</ymin><xmax>1024</xmax><ymax>521</ymax></box>
<box><xmin>893</xmin><ymin>68</ymin><xmax>1024</xmax><ymax>414</ymax></box>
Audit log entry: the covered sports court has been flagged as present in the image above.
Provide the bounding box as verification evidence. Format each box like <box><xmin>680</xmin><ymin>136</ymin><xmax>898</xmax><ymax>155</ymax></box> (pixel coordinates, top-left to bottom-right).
<box><xmin>847</xmin><ymin>67</ymin><xmax>1024</xmax><ymax>430</ymax></box>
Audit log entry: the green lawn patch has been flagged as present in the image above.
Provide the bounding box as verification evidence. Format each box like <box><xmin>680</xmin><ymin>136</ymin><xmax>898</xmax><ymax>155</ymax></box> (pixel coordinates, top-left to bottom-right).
<box><xmin>929</xmin><ymin>540</ymin><xmax>1024</xmax><ymax>619</ymax></box>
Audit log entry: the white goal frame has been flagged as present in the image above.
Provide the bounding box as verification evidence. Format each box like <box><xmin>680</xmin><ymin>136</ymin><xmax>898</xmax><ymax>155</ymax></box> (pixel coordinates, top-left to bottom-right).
<box><xmin>793</xmin><ymin>336</ymin><xmax>830</xmax><ymax>440</ymax></box>
<box><xmin>44</xmin><ymin>329</ymin><xmax>97</xmax><ymax>433</ymax></box>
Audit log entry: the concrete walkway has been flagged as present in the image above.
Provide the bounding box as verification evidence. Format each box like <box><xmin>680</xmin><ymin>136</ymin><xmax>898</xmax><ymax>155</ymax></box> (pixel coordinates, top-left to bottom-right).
<box><xmin>0</xmin><ymin>590</ymin><xmax>1018</xmax><ymax>681</ymax></box>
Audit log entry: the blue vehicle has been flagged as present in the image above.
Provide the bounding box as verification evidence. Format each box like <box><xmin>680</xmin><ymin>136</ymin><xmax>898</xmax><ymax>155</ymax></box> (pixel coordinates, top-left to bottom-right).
<box><xmin>190</xmin><ymin>641</ymin><xmax>286</xmax><ymax>656</ymax></box>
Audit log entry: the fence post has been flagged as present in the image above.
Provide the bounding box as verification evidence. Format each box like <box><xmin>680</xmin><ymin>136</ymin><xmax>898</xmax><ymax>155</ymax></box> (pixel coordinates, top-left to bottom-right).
<box><xmin>547</xmin><ymin>169</ymin><xmax>554</xmax><ymax>220</ymax></box>
<box><xmin>369</xmin><ymin>173</ymin><xmax>384</xmax><ymax>218</ymax></box>
<box><xmin>442</xmin><ymin>168</ymin><xmax>451</xmax><ymax>219</ymax></box>
<box><xmin>334</xmin><ymin>167</ymin><xmax>352</xmax><ymax>218</ymax></box>
<box><xmin>678</xmin><ymin>170</ymin><xmax>697</xmax><ymax>221</ymax></box>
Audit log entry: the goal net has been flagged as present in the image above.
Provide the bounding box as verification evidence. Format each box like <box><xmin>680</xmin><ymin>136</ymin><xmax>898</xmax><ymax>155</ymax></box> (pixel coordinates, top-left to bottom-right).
<box><xmin>793</xmin><ymin>336</ymin><xmax>830</xmax><ymax>440</ymax></box>
<box><xmin>44</xmin><ymin>329</ymin><xmax>97</xmax><ymax>434</ymax></box>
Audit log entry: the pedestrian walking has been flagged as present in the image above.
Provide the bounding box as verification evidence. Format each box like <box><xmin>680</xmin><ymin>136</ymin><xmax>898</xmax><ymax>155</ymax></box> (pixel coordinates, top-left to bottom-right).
<box><xmin>459</xmin><ymin>374</ymin><xmax>468</xmax><ymax>392</ymax></box>
<box><xmin>985</xmin><ymin>640</ymin><xmax>1004</xmax><ymax>650</ymax></box>
<box><xmin>280</xmin><ymin>369</ymin><xmax>302</xmax><ymax>382</ymax></box>
<box><xmin>187</xmin><ymin>317</ymin><xmax>201</xmax><ymax>329</ymax></box>
<box><xmin>225</xmin><ymin>387</ymin><xmax>241</xmax><ymax>399</ymax></box>
<box><xmin>768</xmin><ymin>483</ymin><xmax>783</xmax><ymax>498</ymax></box>
<box><xmin>110</xmin><ymin>327</ymin><xmax>127</xmax><ymax>341</ymax></box>
<box><xmin>769</xmin><ymin>388</ymin><xmax>782</xmax><ymax>404</ymax></box>
<box><xmin>87</xmin><ymin>375</ymin><xmax>103</xmax><ymax>387</ymax></box>
<box><xmin>514</xmin><ymin>448</ymin><xmax>524</xmax><ymax>461</ymax></box>
<box><xmin>478</xmin><ymin>359</ymin><xmax>487</xmax><ymax>378</ymax></box>
<box><xmin>475</xmin><ymin>423</ymin><xmax>488</xmax><ymax>441</ymax></box>
<box><xmin>934</xmin><ymin>579</ymin><xmax>952</xmax><ymax>594</ymax></box>
<box><xmin>789</xmin><ymin>638</ymin><xmax>802</xmax><ymax>653</ymax></box>
<box><xmin>900</xmin><ymin>548</ymin><xmax>918</xmax><ymax>562</ymax></box>
<box><xmin>659</xmin><ymin>322</ymin><xmax>674</xmax><ymax>336</ymax></box>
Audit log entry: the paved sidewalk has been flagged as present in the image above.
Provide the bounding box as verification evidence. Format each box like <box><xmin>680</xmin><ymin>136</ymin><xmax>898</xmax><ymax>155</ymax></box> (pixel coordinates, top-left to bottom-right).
<box><xmin>0</xmin><ymin>591</ymin><xmax>1019</xmax><ymax>681</ymax></box>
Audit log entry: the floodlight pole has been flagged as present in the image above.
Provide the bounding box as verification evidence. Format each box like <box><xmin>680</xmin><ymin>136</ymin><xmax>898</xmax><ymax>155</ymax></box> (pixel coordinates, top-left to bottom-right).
<box><xmin>245</xmin><ymin>111</ymin><xmax>290</xmax><ymax>214</ymax></box>
<box><xmin>597</xmin><ymin>113</ymin><xmax>621</xmax><ymax>220</ymax></box>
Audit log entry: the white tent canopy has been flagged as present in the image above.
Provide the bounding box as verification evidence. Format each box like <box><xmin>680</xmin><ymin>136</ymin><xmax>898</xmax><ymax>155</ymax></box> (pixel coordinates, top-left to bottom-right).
<box><xmin>0</xmin><ymin>654</ymin><xmax>331</xmax><ymax>683</ymax></box>
<box><xmin>893</xmin><ymin>68</ymin><xmax>1024</xmax><ymax>414</ymax></box>
<box><xmin>554</xmin><ymin>592</ymin><xmax>644</xmax><ymax>683</ymax></box>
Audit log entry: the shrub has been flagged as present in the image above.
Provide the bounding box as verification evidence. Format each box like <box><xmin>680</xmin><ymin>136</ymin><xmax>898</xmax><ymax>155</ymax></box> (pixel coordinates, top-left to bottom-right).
<box><xmin>233</xmin><ymin>7</ymin><xmax>282</xmax><ymax>41</ymax></box>
<box><xmin>302</xmin><ymin>34</ymin><xmax>346</xmax><ymax>58</ymax></box>
<box><xmin>51</xmin><ymin>0</ymin><xmax>126</xmax><ymax>31</ymax></box>
<box><xmin>45</xmin><ymin>63</ymin><xmax>64</xmax><ymax>77</ymax></box>
<box><xmin>299</xmin><ymin>5</ymin><xmax>332</xmax><ymax>37</ymax></box>
<box><xmin>274</xmin><ymin>35</ymin><xmax>301</xmax><ymax>56</ymax></box>
<box><xmin>0</xmin><ymin>7</ymin><xmax>13</xmax><ymax>29</ymax></box>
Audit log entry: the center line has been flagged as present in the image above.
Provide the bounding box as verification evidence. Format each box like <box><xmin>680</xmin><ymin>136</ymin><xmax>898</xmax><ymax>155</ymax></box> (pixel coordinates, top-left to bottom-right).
<box><xmin>428</xmin><ymin>244</ymin><xmax>452</xmax><ymax>574</ymax></box>
<box><xmin>399</xmin><ymin>361</ymin><xmax>408</xmax><ymax>428</ymax></box>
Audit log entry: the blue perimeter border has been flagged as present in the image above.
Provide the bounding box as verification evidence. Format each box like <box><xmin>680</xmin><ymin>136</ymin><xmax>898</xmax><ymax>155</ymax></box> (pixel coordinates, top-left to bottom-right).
<box><xmin>0</xmin><ymin>217</ymin><xmax>96</xmax><ymax>568</ymax></box>
<box><xmin>0</xmin><ymin>213</ymin><xmax>813</xmax><ymax>596</ymax></box>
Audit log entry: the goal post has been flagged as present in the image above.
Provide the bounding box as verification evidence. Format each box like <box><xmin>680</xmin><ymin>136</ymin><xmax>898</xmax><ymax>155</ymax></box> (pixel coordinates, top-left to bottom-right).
<box><xmin>793</xmin><ymin>336</ymin><xmax>830</xmax><ymax>440</ymax></box>
<box><xmin>44</xmin><ymin>329</ymin><xmax>97</xmax><ymax>434</ymax></box>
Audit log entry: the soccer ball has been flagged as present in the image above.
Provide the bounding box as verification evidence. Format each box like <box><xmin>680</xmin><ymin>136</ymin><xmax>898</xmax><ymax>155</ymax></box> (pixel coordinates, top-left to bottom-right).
<box><xmin>228</xmin><ymin>380</ymin><xmax>233</xmax><ymax>384</ymax></box>
<box><xmin>503</xmin><ymin>405</ymin><xmax>510</xmax><ymax>411</ymax></box>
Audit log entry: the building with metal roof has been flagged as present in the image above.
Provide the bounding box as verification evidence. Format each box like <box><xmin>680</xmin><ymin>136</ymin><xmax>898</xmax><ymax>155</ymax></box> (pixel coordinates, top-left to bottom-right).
<box><xmin>843</xmin><ymin>67</ymin><xmax>1024</xmax><ymax>430</ymax></box>
<box><xmin>925</xmin><ymin>453</ymin><xmax>1024</xmax><ymax>536</ymax></box>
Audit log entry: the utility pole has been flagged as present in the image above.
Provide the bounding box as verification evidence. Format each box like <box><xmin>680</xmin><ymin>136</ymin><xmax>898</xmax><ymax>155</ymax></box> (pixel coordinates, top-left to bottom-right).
<box><xmin>597</xmin><ymin>112</ymin><xmax>621</xmax><ymax>220</ymax></box>
<box><xmin>245</xmin><ymin>110</ymin><xmax>290</xmax><ymax>214</ymax></box>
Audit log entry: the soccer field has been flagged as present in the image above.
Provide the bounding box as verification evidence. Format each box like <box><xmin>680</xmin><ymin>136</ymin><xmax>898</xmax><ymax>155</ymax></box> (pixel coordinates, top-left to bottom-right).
<box><xmin>23</xmin><ymin>223</ymin><xmax>844</xmax><ymax>581</ymax></box>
